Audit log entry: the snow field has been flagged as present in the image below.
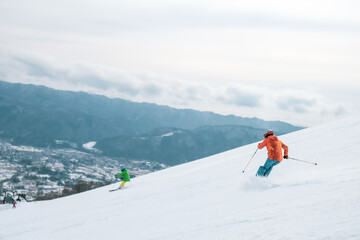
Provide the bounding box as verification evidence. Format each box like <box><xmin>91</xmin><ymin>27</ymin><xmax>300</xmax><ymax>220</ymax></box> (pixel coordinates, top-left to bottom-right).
<box><xmin>1</xmin><ymin>116</ymin><xmax>359</xmax><ymax>240</ymax></box>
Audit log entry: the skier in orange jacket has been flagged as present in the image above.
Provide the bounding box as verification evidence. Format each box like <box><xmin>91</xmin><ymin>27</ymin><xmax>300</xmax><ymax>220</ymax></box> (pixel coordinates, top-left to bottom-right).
<box><xmin>257</xmin><ymin>130</ymin><xmax>288</xmax><ymax>177</ymax></box>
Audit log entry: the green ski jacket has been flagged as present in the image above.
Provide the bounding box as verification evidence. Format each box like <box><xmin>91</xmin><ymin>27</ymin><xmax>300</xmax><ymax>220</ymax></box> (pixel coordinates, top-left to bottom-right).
<box><xmin>116</xmin><ymin>169</ymin><xmax>130</xmax><ymax>182</ymax></box>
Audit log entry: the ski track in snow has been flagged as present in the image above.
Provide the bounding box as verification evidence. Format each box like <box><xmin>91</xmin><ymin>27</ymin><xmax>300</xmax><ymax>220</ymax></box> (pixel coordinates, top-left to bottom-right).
<box><xmin>1</xmin><ymin>116</ymin><xmax>360</xmax><ymax>240</ymax></box>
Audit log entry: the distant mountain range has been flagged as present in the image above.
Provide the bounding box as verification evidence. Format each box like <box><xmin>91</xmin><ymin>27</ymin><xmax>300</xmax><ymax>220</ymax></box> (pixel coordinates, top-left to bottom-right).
<box><xmin>96</xmin><ymin>126</ymin><xmax>269</xmax><ymax>166</ymax></box>
<box><xmin>0</xmin><ymin>80</ymin><xmax>302</xmax><ymax>166</ymax></box>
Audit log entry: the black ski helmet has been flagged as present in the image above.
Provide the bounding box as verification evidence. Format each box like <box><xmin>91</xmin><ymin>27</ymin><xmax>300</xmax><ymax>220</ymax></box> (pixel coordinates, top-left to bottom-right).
<box><xmin>264</xmin><ymin>130</ymin><xmax>274</xmax><ymax>138</ymax></box>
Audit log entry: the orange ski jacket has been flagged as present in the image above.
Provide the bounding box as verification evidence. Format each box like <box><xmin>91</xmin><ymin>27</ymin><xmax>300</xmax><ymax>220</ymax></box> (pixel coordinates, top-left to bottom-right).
<box><xmin>258</xmin><ymin>135</ymin><xmax>288</xmax><ymax>162</ymax></box>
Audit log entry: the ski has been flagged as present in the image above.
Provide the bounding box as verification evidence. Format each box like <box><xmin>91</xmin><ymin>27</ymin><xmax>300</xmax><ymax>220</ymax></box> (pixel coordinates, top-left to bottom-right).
<box><xmin>109</xmin><ymin>188</ymin><xmax>123</xmax><ymax>192</ymax></box>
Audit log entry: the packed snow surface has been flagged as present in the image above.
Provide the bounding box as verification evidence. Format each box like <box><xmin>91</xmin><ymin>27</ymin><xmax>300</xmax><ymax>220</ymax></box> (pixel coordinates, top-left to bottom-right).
<box><xmin>1</xmin><ymin>117</ymin><xmax>360</xmax><ymax>240</ymax></box>
<box><xmin>82</xmin><ymin>141</ymin><xmax>97</xmax><ymax>151</ymax></box>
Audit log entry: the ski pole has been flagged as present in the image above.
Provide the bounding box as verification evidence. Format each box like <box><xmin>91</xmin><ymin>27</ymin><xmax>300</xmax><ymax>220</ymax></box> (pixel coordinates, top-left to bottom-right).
<box><xmin>288</xmin><ymin>157</ymin><xmax>317</xmax><ymax>165</ymax></box>
<box><xmin>242</xmin><ymin>148</ymin><xmax>258</xmax><ymax>173</ymax></box>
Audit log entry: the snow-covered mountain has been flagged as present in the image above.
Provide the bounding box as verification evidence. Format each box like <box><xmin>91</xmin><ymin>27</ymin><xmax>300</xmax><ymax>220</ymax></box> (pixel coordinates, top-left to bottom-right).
<box><xmin>1</xmin><ymin>116</ymin><xmax>359</xmax><ymax>240</ymax></box>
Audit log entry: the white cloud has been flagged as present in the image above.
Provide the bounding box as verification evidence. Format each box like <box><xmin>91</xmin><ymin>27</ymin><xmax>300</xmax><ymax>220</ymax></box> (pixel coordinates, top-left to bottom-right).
<box><xmin>275</xmin><ymin>92</ymin><xmax>321</xmax><ymax>113</ymax></box>
<box><xmin>0</xmin><ymin>0</ymin><xmax>359</xmax><ymax>126</ymax></box>
<box><xmin>1</xmin><ymin>49</ymin><xmax>353</xmax><ymax>127</ymax></box>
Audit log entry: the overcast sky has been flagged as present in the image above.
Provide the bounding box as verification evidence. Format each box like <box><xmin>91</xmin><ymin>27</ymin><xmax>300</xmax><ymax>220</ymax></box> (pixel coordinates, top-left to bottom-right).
<box><xmin>1</xmin><ymin>0</ymin><xmax>359</xmax><ymax>127</ymax></box>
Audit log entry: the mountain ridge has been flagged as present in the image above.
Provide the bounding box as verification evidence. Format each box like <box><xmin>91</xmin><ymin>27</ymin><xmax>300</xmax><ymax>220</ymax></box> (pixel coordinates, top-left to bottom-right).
<box><xmin>0</xmin><ymin>80</ymin><xmax>302</xmax><ymax>147</ymax></box>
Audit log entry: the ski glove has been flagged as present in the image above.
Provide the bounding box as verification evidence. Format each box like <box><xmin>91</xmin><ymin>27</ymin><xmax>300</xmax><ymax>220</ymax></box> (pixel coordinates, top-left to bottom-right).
<box><xmin>284</xmin><ymin>155</ymin><xmax>288</xmax><ymax>159</ymax></box>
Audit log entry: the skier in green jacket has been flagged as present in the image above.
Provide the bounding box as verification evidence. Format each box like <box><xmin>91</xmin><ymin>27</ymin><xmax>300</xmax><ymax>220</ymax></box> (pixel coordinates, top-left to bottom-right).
<box><xmin>116</xmin><ymin>167</ymin><xmax>130</xmax><ymax>188</ymax></box>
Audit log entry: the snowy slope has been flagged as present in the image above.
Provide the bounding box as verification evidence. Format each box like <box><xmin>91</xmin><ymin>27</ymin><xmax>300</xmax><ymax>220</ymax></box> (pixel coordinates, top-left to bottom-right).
<box><xmin>1</xmin><ymin>116</ymin><xmax>360</xmax><ymax>240</ymax></box>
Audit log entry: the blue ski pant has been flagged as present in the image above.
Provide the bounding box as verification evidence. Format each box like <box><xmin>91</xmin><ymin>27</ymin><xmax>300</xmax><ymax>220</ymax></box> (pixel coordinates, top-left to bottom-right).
<box><xmin>256</xmin><ymin>158</ymin><xmax>280</xmax><ymax>177</ymax></box>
